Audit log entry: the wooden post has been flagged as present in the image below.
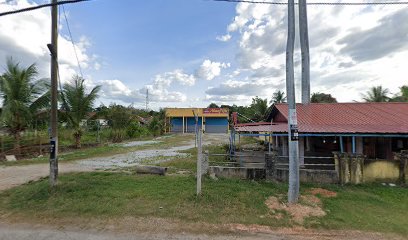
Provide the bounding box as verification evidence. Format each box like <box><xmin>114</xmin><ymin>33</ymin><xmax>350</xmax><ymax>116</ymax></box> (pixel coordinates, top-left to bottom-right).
<box><xmin>333</xmin><ymin>152</ymin><xmax>340</xmax><ymax>182</ymax></box>
<box><xmin>395</xmin><ymin>150</ymin><xmax>408</xmax><ymax>185</ymax></box>
<box><xmin>197</xmin><ymin>130</ymin><xmax>202</xmax><ymax>195</ymax></box>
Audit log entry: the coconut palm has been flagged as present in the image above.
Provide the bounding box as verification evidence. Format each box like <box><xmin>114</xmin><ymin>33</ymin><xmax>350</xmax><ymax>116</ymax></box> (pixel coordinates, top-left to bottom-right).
<box><xmin>0</xmin><ymin>58</ymin><xmax>49</xmax><ymax>152</ymax></box>
<box><xmin>61</xmin><ymin>75</ymin><xmax>101</xmax><ymax>148</ymax></box>
<box><xmin>362</xmin><ymin>86</ymin><xmax>390</xmax><ymax>102</ymax></box>
<box><xmin>270</xmin><ymin>90</ymin><xmax>286</xmax><ymax>104</ymax></box>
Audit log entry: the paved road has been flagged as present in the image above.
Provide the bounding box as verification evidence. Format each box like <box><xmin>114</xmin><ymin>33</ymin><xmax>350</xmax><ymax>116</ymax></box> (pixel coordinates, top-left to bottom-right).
<box><xmin>0</xmin><ymin>223</ymin><xmax>401</xmax><ymax>240</ymax></box>
<box><xmin>0</xmin><ymin>223</ymin><xmax>286</xmax><ymax>240</ymax></box>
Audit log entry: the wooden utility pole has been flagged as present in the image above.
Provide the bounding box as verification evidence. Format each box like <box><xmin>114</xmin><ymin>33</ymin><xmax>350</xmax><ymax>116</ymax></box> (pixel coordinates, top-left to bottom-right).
<box><xmin>286</xmin><ymin>0</ymin><xmax>299</xmax><ymax>203</ymax></box>
<box><xmin>49</xmin><ymin>0</ymin><xmax>59</xmax><ymax>186</ymax></box>
<box><xmin>299</xmin><ymin>0</ymin><xmax>310</xmax><ymax>104</ymax></box>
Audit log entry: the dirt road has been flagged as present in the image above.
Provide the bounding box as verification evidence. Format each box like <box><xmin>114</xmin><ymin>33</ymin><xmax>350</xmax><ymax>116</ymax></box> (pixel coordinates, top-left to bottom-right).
<box><xmin>0</xmin><ymin>163</ymin><xmax>94</xmax><ymax>191</ymax></box>
<box><xmin>0</xmin><ymin>134</ymin><xmax>229</xmax><ymax>191</ymax></box>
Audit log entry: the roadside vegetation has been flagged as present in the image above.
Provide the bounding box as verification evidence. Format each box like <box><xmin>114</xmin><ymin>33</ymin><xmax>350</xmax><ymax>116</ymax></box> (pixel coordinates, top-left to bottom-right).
<box><xmin>0</xmin><ymin>59</ymin><xmax>167</xmax><ymax>162</ymax></box>
<box><xmin>0</xmin><ymin>172</ymin><xmax>406</xmax><ymax>236</ymax></box>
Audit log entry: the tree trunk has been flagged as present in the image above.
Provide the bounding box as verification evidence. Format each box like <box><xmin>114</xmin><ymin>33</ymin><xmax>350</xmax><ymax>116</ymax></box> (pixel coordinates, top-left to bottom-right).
<box><xmin>74</xmin><ymin>132</ymin><xmax>81</xmax><ymax>149</ymax></box>
<box><xmin>14</xmin><ymin>132</ymin><xmax>21</xmax><ymax>155</ymax></box>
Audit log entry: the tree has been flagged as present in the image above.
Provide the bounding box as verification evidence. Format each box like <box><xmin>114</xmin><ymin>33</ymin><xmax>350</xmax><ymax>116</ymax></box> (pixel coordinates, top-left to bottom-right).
<box><xmin>402</xmin><ymin>85</ymin><xmax>408</xmax><ymax>98</ymax></box>
<box><xmin>207</xmin><ymin>103</ymin><xmax>219</xmax><ymax>108</ymax></box>
<box><xmin>0</xmin><ymin>58</ymin><xmax>49</xmax><ymax>152</ymax></box>
<box><xmin>249</xmin><ymin>96</ymin><xmax>268</xmax><ymax>122</ymax></box>
<box><xmin>390</xmin><ymin>85</ymin><xmax>408</xmax><ymax>102</ymax></box>
<box><xmin>311</xmin><ymin>92</ymin><xmax>337</xmax><ymax>103</ymax></box>
<box><xmin>61</xmin><ymin>75</ymin><xmax>101</xmax><ymax>148</ymax></box>
<box><xmin>270</xmin><ymin>90</ymin><xmax>286</xmax><ymax>104</ymax></box>
<box><xmin>149</xmin><ymin>116</ymin><xmax>163</xmax><ymax>137</ymax></box>
<box><xmin>361</xmin><ymin>86</ymin><xmax>390</xmax><ymax>102</ymax></box>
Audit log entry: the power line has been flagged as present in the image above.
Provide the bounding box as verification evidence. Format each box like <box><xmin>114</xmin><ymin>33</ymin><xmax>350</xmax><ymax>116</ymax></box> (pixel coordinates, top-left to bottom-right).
<box><xmin>62</xmin><ymin>5</ymin><xmax>84</xmax><ymax>78</ymax></box>
<box><xmin>211</xmin><ymin>0</ymin><xmax>408</xmax><ymax>5</ymax></box>
<box><xmin>0</xmin><ymin>0</ymin><xmax>91</xmax><ymax>17</ymax></box>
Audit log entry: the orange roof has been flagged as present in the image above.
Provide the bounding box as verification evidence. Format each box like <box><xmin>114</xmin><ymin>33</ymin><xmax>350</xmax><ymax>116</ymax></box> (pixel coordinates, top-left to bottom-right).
<box><xmin>235</xmin><ymin>102</ymin><xmax>408</xmax><ymax>134</ymax></box>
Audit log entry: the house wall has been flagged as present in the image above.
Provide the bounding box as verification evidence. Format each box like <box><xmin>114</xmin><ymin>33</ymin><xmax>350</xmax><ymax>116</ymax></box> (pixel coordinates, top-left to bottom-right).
<box><xmin>364</xmin><ymin>160</ymin><xmax>400</xmax><ymax>182</ymax></box>
<box><xmin>274</xmin><ymin>112</ymin><xmax>287</xmax><ymax>122</ymax></box>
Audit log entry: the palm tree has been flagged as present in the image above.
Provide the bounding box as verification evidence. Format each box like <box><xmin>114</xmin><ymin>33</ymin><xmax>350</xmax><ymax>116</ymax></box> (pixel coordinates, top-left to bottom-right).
<box><xmin>362</xmin><ymin>86</ymin><xmax>390</xmax><ymax>102</ymax></box>
<box><xmin>270</xmin><ymin>90</ymin><xmax>286</xmax><ymax>104</ymax></box>
<box><xmin>250</xmin><ymin>96</ymin><xmax>268</xmax><ymax>122</ymax></box>
<box><xmin>311</xmin><ymin>92</ymin><xmax>337</xmax><ymax>103</ymax></box>
<box><xmin>61</xmin><ymin>75</ymin><xmax>101</xmax><ymax>148</ymax></box>
<box><xmin>0</xmin><ymin>58</ymin><xmax>49</xmax><ymax>152</ymax></box>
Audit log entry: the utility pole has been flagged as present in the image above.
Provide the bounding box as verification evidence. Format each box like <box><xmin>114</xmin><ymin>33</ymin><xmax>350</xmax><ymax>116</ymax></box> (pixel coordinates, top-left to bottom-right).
<box><xmin>299</xmin><ymin>0</ymin><xmax>310</xmax><ymax>104</ymax></box>
<box><xmin>286</xmin><ymin>0</ymin><xmax>299</xmax><ymax>203</ymax></box>
<box><xmin>49</xmin><ymin>0</ymin><xmax>59</xmax><ymax>187</ymax></box>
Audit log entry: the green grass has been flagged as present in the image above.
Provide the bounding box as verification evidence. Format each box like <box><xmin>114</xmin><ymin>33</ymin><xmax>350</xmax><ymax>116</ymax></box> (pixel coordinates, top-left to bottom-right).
<box><xmin>0</xmin><ymin>172</ymin><xmax>407</xmax><ymax>235</ymax></box>
<box><xmin>0</xmin><ymin>172</ymin><xmax>289</xmax><ymax>226</ymax></box>
<box><xmin>157</xmin><ymin>143</ymin><xmax>229</xmax><ymax>172</ymax></box>
<box><xmin>305</xmin><ymin>184</ymin><xmax>408</xmax><ymax>235</ymax></box>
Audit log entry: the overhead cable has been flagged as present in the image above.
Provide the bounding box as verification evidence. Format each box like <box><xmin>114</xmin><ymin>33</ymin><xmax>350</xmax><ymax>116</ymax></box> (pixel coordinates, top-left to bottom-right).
<box><xmin>211</xmin><ymin>0</ymin><xmax>408</xmax><ymax>5</ymax></box>
<box><xmin>0</xmin><ymin>0</ymin><xmax>91</xmax><ymax>17</ymax></box>
<box><xmin>62</xmin><ymin>5</ymin><xmax>84</xmax><ymax>78</ymax></box>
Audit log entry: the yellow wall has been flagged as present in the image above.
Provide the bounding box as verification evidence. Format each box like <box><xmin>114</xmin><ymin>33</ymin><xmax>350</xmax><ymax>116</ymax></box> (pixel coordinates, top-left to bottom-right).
<box><xmin>165</xmin><ymin>108</ymin><xmax>229</xmax><ymax>118</ymax></box>
<box><xmin>364</xmin><ymin>161</ymin><xmax>400</xmax><ymax>182</ymax></box>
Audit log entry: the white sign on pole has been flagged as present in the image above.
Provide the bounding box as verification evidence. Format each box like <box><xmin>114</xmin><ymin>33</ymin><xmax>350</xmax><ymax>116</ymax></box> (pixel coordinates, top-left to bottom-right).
<box><xmin>289</xmin><ymin>109</ymin><xmax>299</xmax><ymax>141</ymax></box>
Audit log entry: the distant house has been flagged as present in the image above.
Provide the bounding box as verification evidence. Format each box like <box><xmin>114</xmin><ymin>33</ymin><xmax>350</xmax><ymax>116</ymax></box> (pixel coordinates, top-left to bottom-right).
<box><xmin>136</xmin><ymin>115</ymin><xmax>153</xmax><ymax>126</ymax></box>
<box><xmin>165</xmin><ymin>108</ymin><xmax>229</xmax><ymax>133</ymax></box>
<box><xmin>234</xmin><ymin>103</ymin><xmax>408</xmax><ymax>182</ymax></box>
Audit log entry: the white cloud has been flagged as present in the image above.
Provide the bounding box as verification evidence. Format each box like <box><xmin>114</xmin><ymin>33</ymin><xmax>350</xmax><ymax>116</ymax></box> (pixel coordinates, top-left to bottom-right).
<box><xmin>153</xmin><ymin>69</ymin><xmax>195</xmax><ymax>87</ymax></box>
<box><xmin>216</xmin><ymin>34</ymin><xmax>231</xmax><ymax>42</ymax></box>
<box><xmin>195</xmin><ymin>59</ymin><xmax>230</xmax><ymax>81</ymax></box>
<box><xmin>0</xmin><ymin>0</ymin><xmax>98</xmax><ymax>84</ymax></box>
<box><xmin>212</xmin><ymin>3</ymin><xmax>408</xmax><ymax>103</ymax></box>
<box><xmin>99</xmin><ymin>69</ymin><xmax>194</xmax><ymax>104</ymax></box>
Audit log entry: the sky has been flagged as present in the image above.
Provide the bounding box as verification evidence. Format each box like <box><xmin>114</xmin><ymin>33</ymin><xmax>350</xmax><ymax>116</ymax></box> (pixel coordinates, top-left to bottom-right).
<box><xmin>0</xmin><ymin>0</ymin><xmax>407</xmax><ymax>110</ymax></box>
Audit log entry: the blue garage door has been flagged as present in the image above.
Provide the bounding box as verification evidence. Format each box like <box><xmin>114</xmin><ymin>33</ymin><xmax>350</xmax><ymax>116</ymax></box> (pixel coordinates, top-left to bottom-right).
<box><xmin>170</xmin><ymin>118</ymin><xmax>183</xmax><ymax>132</ymax></box>
<box><xmin>205</xmin><ymin>117</ymin><xmax>228</xmax><ymax>133</ymax></box>
<box><xmin>186</xmin><ymin>117</ymin><xmax>202</xmax><ymax>133</ymax></box>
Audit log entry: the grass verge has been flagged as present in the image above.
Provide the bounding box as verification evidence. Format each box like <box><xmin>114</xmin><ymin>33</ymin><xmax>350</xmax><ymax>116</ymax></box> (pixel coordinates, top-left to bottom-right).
<box><xmin>0</xmin><ymin>172</ymin><xmax>407</xmax><ymax>236</ymax></box>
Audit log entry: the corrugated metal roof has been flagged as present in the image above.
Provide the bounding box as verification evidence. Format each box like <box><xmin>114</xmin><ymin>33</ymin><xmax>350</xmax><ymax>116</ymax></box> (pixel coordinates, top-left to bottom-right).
<box><xmin>235</xmin><ymin>123</ymin><xmax>287</xmax><ymax>133</ymax></box>
<box><xmin>235</xmin><ymin>103</ymin><xmax>408</xmax><ymax>134</ymax></box>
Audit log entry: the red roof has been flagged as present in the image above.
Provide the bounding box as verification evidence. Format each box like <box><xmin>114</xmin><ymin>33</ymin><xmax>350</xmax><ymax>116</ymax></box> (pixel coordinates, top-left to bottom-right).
<box><xmin>235</xmin><ymin>103</ymin><xmax>408</xmax><ymax>134</ymax></box>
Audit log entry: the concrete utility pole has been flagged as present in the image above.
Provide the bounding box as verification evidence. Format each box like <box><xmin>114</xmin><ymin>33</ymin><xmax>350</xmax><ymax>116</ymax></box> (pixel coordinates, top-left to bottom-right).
<box><xmin>49</xmin><ymin>0</ymin><xmax>59</xmax><ymax>187</ymax></box>
<box><xmin>299</xmin><ymin>0</ymin><xmax>311</xmax><ymax>104</ymax></box>
<box><xmin>286</xmin><ymin>0</ymin><xmax>300</xmax><ymax>203</ymax></box>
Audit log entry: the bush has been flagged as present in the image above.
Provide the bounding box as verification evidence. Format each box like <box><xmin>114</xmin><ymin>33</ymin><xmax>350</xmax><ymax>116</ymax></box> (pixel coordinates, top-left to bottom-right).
<box><xmin>125</xmin><ymin>121</ymin><xmax>152</xmax><ymax>139</ymax></box>
<box><xmin>109</xmin><ymin>129</ymin><xmax>126</xmax><ymax>143</ymax></box>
